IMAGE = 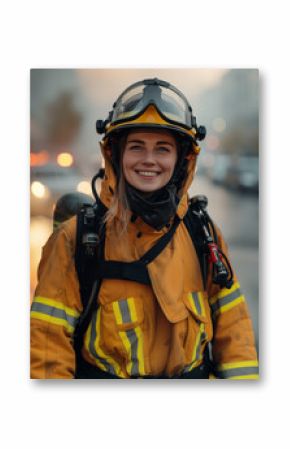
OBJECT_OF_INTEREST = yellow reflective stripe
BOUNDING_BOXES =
[209,282,240,306]
[84,322,107,373]
[85,308,124,377]
[218,360,259,371]
[112,301,123,325]
[209,282,245,317]
[94,308,124,377]
[198,292,206,317]
[219,295,245,314]
[134,326,145,376]
[216,360,259,379]
[30,311,74,333]
[188,293,198,316]
[185,323,205,372]
[188,292,206,318]
[119,327,145,377]
[188,293,196,315]
[33,296,80,318]
[127,297,137,322]
[228,374,259,380]
[113,297,145,377]
[119,331,133,375]
[31,296,79,334]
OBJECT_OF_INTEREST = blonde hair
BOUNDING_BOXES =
[103,134,131,236]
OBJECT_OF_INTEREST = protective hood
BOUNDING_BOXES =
[99,136,198,225]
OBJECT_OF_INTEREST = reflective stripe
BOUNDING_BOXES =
[210,282,241,304]
[113,298,145,377]
[32,296,79,317]
[114,297,138,324]
[218,360,259,370]
[30,297,79,334]
[192,292,202,315]
[210,282,245,317]
[86,308,124,377]
[228,374,259,380]
[127,297,138,321]
[118,299,131,323]
[188,292,205,317]
[184,323,206,373]
[217,361,259,379]
[119,329,139,376]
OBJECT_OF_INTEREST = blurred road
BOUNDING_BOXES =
[30,174,259,349]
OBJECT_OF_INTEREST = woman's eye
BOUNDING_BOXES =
[128,145,142,151]
[157,147,170,153]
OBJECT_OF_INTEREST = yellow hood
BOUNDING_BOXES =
[98,137,199,221]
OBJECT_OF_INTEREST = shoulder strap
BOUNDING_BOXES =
[185,196,234,290]
[75,201,107,310]
[183,208,209,290]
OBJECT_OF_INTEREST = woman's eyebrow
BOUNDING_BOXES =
[127,139,145,144]
[156,141,174,147]
[127,139,174,146]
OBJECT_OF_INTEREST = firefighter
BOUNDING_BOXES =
[31,78,259,379]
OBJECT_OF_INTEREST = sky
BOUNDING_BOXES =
[75,68,228,111]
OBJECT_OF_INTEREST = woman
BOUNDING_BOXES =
[30,78,259,379]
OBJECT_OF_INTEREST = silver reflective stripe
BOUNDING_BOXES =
[196,331,206,361]
[31,302,78,329]
[183,331,206,373]
[211,288,242,315]
[118,299,131,323]
[218,366,259,378]
[192,292,202,315]
[89,311,116,376]
[126,329,139,376]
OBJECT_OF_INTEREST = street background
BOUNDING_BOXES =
[30,68,259,347]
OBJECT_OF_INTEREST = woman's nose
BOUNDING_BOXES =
[142,150,155,164]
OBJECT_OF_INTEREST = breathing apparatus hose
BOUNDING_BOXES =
[91,168,105,202]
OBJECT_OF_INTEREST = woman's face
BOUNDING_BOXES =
[122,130,178,192]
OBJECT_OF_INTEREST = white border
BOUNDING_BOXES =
[1,1,288,447]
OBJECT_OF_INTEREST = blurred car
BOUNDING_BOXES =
[30,163,93,217]
[209,154,259,194]
[225,156,259,193]
[209,154,232,185]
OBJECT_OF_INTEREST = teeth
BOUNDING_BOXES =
[138,171,159,176]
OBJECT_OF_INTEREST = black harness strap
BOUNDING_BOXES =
[183,209,208,290]
[139,215,181,264]
[95,261,151,285]
[94,214,181,285]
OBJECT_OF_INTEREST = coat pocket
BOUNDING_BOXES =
[111,297,146,377]
[182,291,213,372]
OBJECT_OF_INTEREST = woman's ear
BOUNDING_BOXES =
[105,147,112,158]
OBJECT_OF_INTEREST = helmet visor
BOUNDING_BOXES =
[111,80,192,129]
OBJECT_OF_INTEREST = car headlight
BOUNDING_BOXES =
[31,181,50,199]
[77,180,92,196]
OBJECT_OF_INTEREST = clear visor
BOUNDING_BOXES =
[111,82,192,129]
